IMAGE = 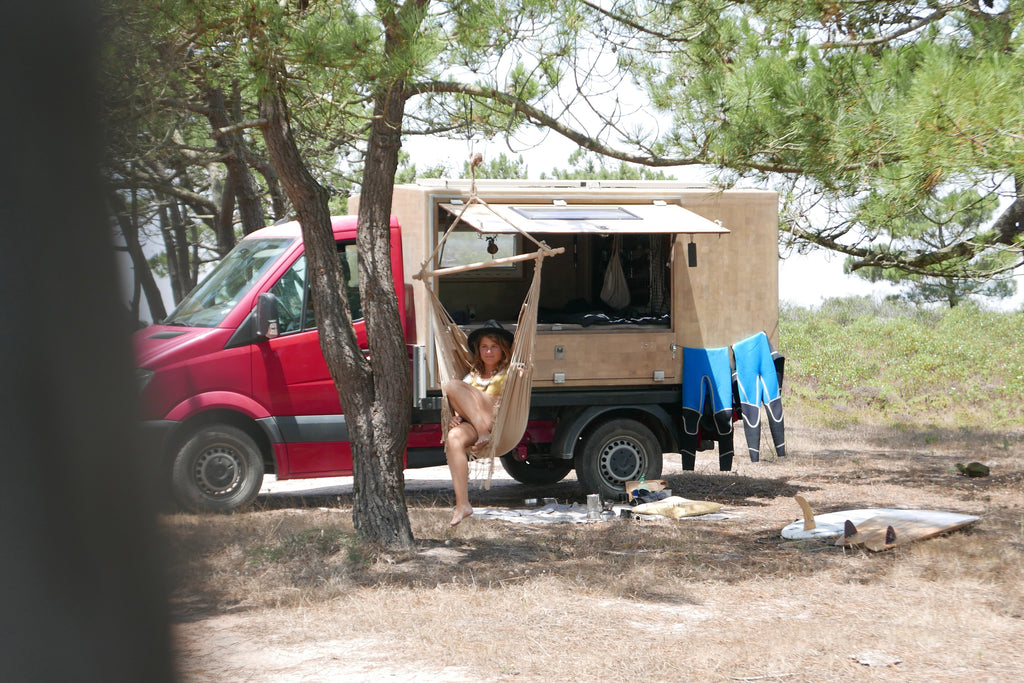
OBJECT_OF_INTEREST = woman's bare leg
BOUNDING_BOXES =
[445,421,476,526]
[444,379,496,448]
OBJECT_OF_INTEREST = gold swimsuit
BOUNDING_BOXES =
[463,368,507,397]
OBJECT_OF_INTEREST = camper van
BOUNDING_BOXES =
[133,180,780,512]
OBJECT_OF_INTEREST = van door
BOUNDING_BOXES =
[252,242,365,476]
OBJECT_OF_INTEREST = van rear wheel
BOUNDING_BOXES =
[172,425,264,513]
[575,419,662,500]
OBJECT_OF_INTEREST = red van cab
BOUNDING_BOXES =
[133,216,448,512]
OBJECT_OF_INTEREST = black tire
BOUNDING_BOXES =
[575,419,663,500]
[499,454,573,485]
[171,425,264,513]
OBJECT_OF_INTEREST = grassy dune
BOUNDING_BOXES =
[781,296,1024,431]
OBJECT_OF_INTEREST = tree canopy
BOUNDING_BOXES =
[607,0,1024,293]
[843,188,1017,307]
[105,0,1023,319]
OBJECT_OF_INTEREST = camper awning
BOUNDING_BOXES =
[439,202,730,235]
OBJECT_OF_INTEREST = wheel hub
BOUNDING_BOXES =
[598,438,644,485]
[194,446,242,496]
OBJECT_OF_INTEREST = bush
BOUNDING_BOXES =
[780,297,1024,429]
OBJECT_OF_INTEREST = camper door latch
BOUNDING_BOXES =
[670,343,679,359]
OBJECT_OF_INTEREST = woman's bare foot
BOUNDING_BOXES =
[450,505,474,527]
[470,433,491,452]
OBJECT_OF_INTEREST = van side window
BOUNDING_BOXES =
[269,255,307,334]
[340,244,362,320]
[301,242,362,330]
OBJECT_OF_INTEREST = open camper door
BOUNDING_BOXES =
[437,201,729,236]
[436,198,730,386]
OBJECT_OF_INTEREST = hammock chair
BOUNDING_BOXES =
[414,186,563,483]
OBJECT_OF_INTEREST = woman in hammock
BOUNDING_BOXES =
[443,320,514,527]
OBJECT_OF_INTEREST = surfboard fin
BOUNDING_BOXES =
[842,520,902,550]
[836,518,864,547]
[795,495,816,531]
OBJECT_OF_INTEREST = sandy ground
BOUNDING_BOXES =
[258,457,571,498]
[171,428,1024,682]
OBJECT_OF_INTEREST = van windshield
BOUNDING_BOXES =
[163,238,293,327]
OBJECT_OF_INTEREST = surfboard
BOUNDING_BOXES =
[838,513,979,551]
[781,496,979,549]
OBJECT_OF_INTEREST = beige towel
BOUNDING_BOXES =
[632,496,722,519]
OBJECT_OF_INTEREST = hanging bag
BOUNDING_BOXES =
[600,235,630,310]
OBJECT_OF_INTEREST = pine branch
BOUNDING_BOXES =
[819,8,949,50]
[210,118,268,139]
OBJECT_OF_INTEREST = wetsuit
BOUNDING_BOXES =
[680,346,735,471]
[732,332,786,462]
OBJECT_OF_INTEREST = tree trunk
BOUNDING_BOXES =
[351,81,414,548]
[990,177,1023,247]
[246,149,288,221]
[259,74,414,550]
[160,196,195,302]
[216,174,236,254]
[2,1,175,675]
[108,190,166,323]
[206,86,265,237]
[157,203,183,302]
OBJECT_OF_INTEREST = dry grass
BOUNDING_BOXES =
[167,417,1024,682]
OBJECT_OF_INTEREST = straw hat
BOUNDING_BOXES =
[467,319,514,353]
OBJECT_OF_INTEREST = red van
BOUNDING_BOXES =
[136,217,447,511]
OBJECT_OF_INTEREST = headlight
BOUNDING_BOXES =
[135,368,155,393]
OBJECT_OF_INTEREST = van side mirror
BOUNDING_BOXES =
[256,292,279,340]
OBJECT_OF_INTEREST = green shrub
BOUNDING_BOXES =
[780,298,1023,429]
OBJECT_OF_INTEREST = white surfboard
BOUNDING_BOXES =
[781,495,979,542]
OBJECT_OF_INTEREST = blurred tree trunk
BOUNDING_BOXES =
[1,1,174,677]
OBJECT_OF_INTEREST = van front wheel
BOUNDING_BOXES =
[171,425,264,513]
[575,419,662,500]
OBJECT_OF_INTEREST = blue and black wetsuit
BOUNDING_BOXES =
[732,331,785,462]
[680,346,735,472]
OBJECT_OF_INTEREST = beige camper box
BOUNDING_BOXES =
[382,179,778,389]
